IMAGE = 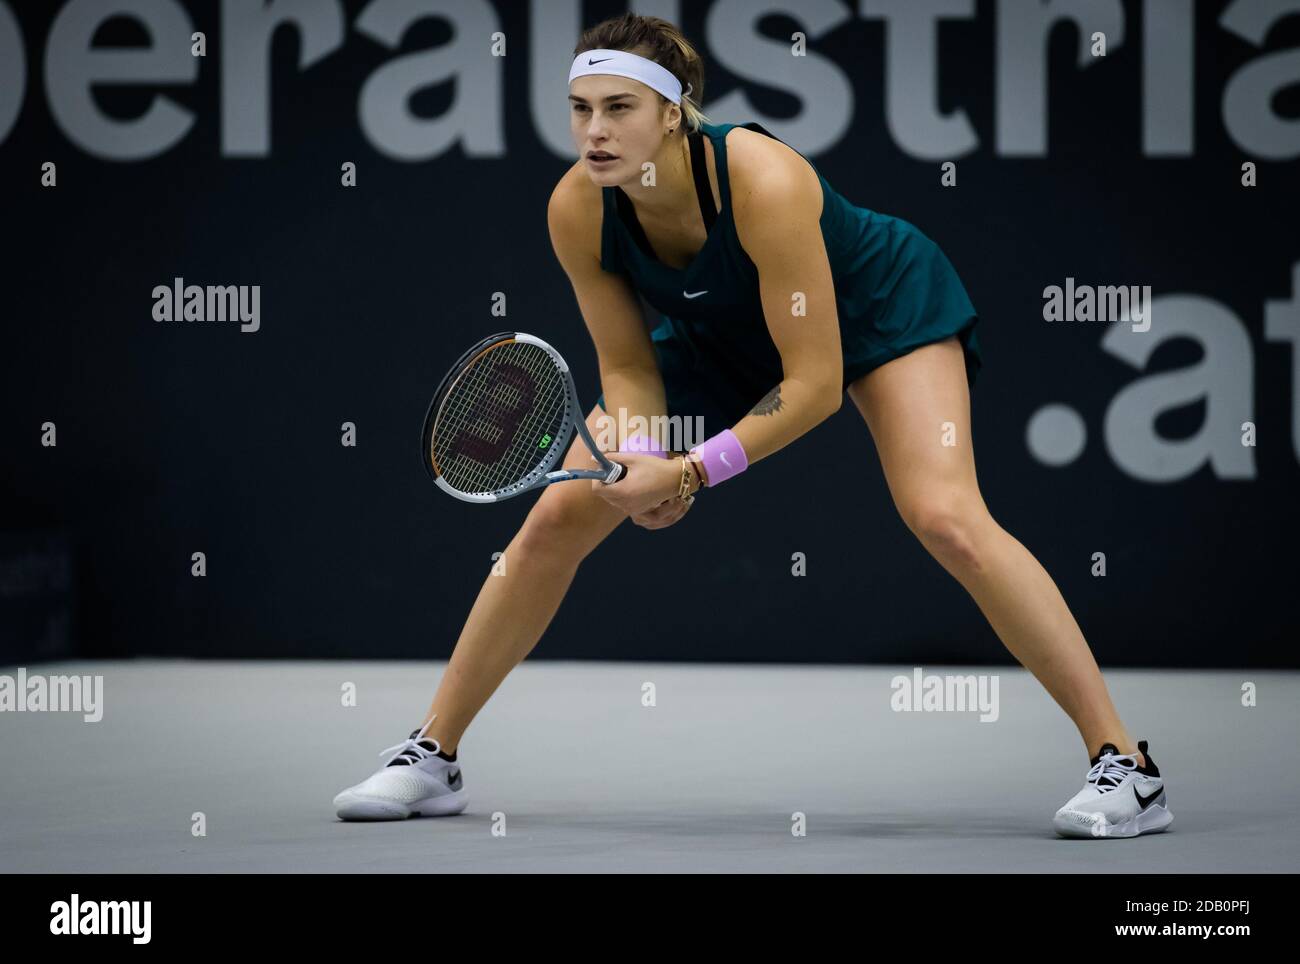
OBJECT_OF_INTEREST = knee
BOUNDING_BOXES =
[897,494,987,571]
[513,488,603,562]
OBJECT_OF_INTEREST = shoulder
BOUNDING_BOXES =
[547,160,606,266]
[723,125,824,233]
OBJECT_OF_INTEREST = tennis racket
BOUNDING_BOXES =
[421,331,626,503]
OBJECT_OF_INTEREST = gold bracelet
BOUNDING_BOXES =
[686,455,705,489]
[676,455,696,504]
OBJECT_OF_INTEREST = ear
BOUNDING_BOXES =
[662,99,682,133]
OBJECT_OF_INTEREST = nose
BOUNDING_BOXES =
[585,111,611,140]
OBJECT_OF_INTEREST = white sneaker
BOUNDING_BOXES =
[333,718,468,821]
[1053,739,1172,839]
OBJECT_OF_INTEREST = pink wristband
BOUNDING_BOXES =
[620,432,668,458]
[690,429,748,486]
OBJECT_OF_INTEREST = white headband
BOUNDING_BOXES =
[568,48,691,104]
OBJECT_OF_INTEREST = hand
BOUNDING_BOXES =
[630,493,694,530]
[590,451,690,518]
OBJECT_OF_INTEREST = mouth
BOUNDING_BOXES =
[587,150,618,162]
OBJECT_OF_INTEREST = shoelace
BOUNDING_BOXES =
[380,715,442,767]
[1086,749,1137,793]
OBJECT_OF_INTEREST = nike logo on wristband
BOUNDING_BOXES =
[720,452,732,468]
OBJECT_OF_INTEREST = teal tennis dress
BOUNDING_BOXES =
[594,121,982,430]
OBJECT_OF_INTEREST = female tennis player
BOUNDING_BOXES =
[334,13,1172,839]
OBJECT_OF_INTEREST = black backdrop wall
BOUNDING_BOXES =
[2,0,1296,666]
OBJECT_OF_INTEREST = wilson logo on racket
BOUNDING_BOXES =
[445,362,536,465]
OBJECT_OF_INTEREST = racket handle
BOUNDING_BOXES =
[605,460,627,484]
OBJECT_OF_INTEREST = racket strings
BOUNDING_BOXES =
[433,342,569,495]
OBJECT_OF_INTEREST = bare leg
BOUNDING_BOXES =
[848,337,1144,765]
[415,406,627,753]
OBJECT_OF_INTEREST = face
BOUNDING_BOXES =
[568,74,676,185]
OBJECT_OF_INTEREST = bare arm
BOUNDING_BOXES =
[700,136,843,481]
[547,170,668,450]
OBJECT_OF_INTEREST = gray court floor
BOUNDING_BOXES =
[1,659,1296,873]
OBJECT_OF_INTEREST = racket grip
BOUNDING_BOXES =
[605,460,627,484]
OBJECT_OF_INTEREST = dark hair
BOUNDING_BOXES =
[574,13,709,133]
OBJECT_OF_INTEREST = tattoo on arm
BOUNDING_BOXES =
[748,385,784,416]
